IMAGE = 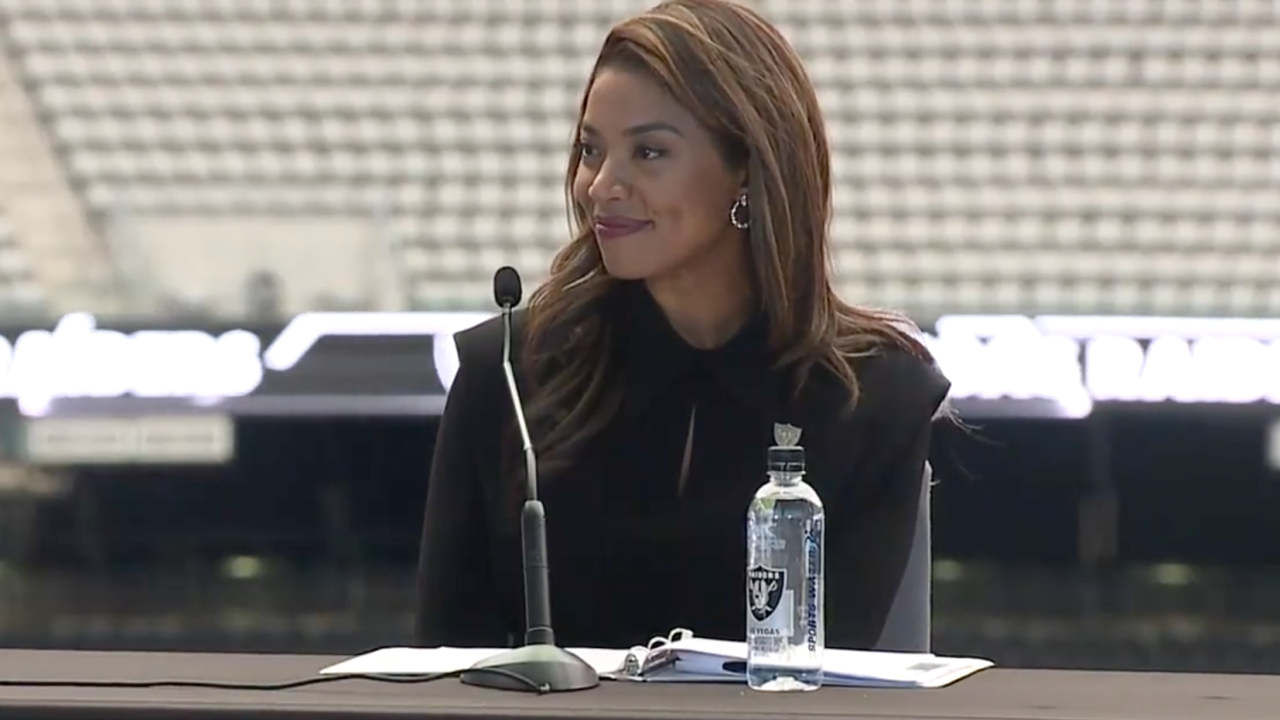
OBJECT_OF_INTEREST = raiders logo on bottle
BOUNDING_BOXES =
[773,422,802,447]
[748,565,786,622]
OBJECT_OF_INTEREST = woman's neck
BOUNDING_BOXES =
[645,272,754,350]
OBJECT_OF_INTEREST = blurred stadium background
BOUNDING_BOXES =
[0,0,1278,672]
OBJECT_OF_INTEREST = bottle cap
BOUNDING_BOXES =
[767,445,805,473]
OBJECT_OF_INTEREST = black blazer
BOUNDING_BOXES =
[414,282,951,650]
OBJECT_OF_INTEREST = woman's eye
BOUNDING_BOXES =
[637,146,664,160]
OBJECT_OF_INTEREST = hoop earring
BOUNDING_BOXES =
[729,193,750,230]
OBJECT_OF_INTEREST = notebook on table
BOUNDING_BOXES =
[319,628,994,689]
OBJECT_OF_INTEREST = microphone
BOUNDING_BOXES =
[459,266,600,694]
[493,265,522,308]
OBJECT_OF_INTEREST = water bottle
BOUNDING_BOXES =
[746,423,825,692]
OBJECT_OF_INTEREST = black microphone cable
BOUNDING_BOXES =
[0,666,548,692]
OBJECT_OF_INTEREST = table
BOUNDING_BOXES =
[0,650,1276,720]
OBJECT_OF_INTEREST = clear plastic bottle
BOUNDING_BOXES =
[746,430,825,692]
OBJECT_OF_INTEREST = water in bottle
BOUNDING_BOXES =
[746,423,825,692]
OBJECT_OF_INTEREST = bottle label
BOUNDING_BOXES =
[747,565,793,639]
[803,519,824,652]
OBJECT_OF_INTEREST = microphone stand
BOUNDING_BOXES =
[459,301,601,694]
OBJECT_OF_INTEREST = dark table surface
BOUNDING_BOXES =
[0,649,1276,720]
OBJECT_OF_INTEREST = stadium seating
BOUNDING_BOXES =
[0,0,1277,315]
[0,206,47,314]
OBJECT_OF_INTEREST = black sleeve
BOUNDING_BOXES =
[825,354,950,649]
[412,333,508,647]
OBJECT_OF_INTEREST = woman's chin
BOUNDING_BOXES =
[597,248,656,281]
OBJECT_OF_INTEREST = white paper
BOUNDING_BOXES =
[320,647,494,676]
[318,646,633,678]
[643,638,993,688]
[318,640,993,689]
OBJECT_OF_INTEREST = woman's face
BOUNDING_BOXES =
[573,67,745,282]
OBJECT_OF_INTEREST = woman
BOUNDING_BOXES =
[414,0,951,651]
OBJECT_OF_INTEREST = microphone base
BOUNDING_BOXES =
[460,644,601,694]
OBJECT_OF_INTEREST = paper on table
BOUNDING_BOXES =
[318,646,634,678]
[318,641,993,689]
[319,647,493,676]
[650,638,993,688]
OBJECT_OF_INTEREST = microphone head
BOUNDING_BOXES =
[493,266,523,308]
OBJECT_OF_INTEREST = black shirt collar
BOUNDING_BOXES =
[615,282,854,426]
[616,281,784,420]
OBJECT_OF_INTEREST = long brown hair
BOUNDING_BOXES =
[522,0,936,480]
